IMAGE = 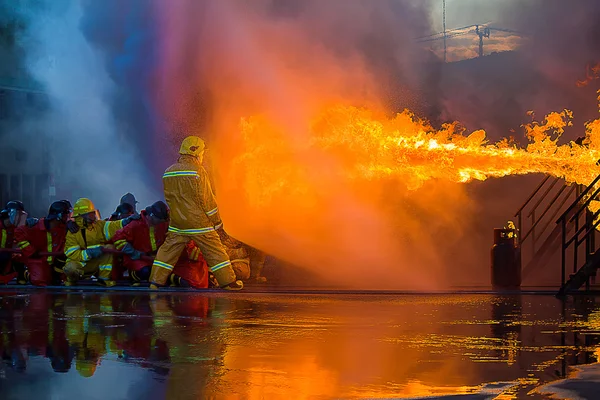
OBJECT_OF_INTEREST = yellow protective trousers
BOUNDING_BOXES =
[149,230,236,287]
[63,251,114,283]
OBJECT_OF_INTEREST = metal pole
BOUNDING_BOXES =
[443,0,447,63]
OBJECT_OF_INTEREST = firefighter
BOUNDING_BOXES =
[63,198,140,287]
[15,200,77,286]
[149,136,242,290]
[113,201,209,288]
[0,200,29,284]
[112,201,169,285]
[109,193,139,221]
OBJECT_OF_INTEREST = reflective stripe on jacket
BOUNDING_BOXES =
[65,220,123,263]
[162,155,222,233]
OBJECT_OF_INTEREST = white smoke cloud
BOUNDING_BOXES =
[19,1,158,216]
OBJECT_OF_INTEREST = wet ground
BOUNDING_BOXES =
[0,290,599,399]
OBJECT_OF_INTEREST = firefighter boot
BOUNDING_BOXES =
[222,280,244,291]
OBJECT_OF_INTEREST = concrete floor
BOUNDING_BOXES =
[0,290,599,399]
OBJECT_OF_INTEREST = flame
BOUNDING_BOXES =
[576,62,600,87]
[234,104,600,207]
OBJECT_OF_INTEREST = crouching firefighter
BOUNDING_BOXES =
[0,201,31,284]
[149,136,242,290]
[64,198,140,287]
[112,201,169,286]
[15,200,77,286]
[113,201,209,288]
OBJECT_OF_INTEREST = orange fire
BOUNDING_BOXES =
[576,63,600,87]
[234,104,600,207]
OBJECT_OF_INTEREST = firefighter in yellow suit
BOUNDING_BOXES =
[149,136,243,290]
[64,198,140,287]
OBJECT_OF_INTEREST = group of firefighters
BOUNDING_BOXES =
[0,136,263,290]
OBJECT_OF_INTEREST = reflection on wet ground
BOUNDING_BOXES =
[0,292,599,399]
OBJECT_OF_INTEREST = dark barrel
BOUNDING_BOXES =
[491,228,521,290]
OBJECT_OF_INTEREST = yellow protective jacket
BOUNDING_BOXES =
[163,155,222,234]
[65,220,123,262]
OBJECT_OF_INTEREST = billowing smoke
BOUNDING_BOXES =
[13,1,160,215]
[5,0,596,289]
[153,0,493,290]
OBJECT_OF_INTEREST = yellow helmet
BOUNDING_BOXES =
[179,136,205,157]
[73,198,97,217]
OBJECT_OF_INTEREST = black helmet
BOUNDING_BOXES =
[0,200,26,223]
[145,201,169,221]
[5,200,25,212]
[47,200,73,221]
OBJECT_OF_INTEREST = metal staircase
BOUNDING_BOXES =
[514,173,600,295]
[556,174,600,296]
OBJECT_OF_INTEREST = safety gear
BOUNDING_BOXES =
[218,227,243,249]
[112,211,208,288]
[85,246,104,259]
[47,200,73,222]
[25,217,39,228]
[223,280,244,290]
[0,200,26,227]
[130,266,151,286]
[154,153,237,287]
[145,201,169,222]
[0,219,18,284]
[122,213,141,227]
[150,230,232,288]
[64,215,124,285]
[121,243,143,260]
[15,218,68,286]
[96,279,116,287]
[169,274,191,287]
[179,136,205,157]
[169,241,209,288]
[72,198,97,217]
[4,200,25,212]
[66,220,79,234]
[112,210,167,273]
[120,192,138,209]
[110,203,135,221]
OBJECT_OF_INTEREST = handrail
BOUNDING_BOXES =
[527,178,559,217]
[576,216,600,247]
[521,182,568,242]
[568,184,600,223]
[559,172,600,292]
[514,175,551,217]
[557,174,600,223]
[534,185,574,241]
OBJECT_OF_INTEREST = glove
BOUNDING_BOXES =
[66,220,79,234]
[216,225,229,241]
[217,227,242,249]
[52,254,67,269]
[121,243,143,260]
[26,218,39,228]
[122,213,141,227]
[85,246,104,259]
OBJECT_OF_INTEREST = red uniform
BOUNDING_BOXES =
[112,211,208,288]
[113,211,168,272]
[0,220,17,284]
[15,219,67,286]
